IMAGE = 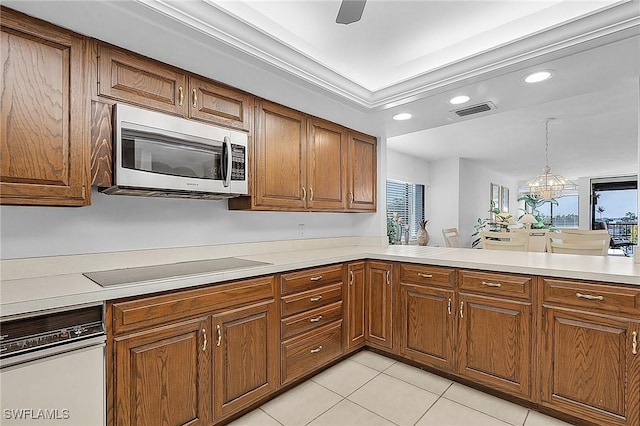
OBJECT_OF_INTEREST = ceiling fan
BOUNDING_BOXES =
[336,0,367,24]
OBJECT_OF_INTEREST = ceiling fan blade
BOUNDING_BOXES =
[336,0,367,25]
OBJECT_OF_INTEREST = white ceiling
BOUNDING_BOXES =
[5,0,639,183]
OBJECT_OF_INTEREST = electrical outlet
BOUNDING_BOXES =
[298,224,305,237]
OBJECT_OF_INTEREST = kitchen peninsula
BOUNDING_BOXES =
[2,239,639,426]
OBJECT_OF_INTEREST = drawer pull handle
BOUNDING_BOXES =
[460,301,464,319]
[192,88,198,108]
[418,273,433,278]
[632,331,638,355]
[386,271,391,285]
[310,296,323,302]
[576,292,604,301]
[216,324,222,347]
[349,270,354,285]
[310,316,323,323]
[178,86,184,106]
[302,187,307,201]
[447,298,452,315]
[202,328,207,352]
[309,187,314,202]
[310,276,323,281]
[481,281,502,288]
[310,346,323,354]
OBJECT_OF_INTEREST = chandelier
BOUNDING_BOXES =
[528,119,577,200]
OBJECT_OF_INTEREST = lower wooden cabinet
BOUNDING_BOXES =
[346,261,366,350]
[540,306,640,426]
[365,261,393,349]
[212,300,278,419]
[457,292,533,398]
[109,276,278,426]
[398,283,455,370]
[114,317,212,426]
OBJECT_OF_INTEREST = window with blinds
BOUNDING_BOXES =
[386,179,425,239]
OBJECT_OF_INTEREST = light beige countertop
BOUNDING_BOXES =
[2,238,639,318]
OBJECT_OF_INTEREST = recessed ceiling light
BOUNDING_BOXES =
[524,70,553,83]
[393,113,412,121]
[449,95,470,105]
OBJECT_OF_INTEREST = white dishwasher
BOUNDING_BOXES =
[0,304,106,426]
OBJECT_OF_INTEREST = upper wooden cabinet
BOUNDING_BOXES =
[1,8,90,206]
[307,117,347,210]
[347,131,377,211]
[95,42,252,132]
[251,100,307,210]
[230,100,376,212]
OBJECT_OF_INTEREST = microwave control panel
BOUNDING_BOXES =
[231,144,246,181]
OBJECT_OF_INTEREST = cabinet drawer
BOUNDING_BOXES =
[281,321,343,385]
[281,265,343,295]
[400,264,455,288]
[459,270,531,300]
[281,302,343,340]
[542,278,640,315]
[281,283,342,317]
[111,276,275,335]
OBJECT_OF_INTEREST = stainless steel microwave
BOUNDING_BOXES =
[100,104,248,200]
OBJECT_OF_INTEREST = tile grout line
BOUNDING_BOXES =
[439,394,524,426]
[258,407,285,426]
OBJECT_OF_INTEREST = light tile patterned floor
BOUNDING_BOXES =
[229,350,574,426]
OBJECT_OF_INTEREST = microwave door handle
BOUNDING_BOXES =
[223,136,232,188]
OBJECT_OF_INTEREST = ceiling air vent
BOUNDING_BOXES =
[452,101,496,117]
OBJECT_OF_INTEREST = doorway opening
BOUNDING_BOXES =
[591,177,637,256]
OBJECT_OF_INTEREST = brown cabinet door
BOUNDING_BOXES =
[365,261,393,349]
[114,317,212,426]
[347,131,376,211]
[1,9,89,205]
[189,76,253,131]
[457,293,532,399]
[347,261,366,349]
[213,300,278,419]
[96,43,187,115]
[307,118,347,210]
[254,100,307,209]
[399,283,455,371]
[541,307,640,426]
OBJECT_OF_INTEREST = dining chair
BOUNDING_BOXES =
[546,230,610,256]
[511,228,548,252]
[442,228,461,248]
[480,231,528,251]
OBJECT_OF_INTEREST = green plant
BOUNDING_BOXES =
[471,201,508,248]
[517,194,557,228]
[386,215,397,244]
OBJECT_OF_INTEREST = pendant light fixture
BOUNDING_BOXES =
[527,118,577,200]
